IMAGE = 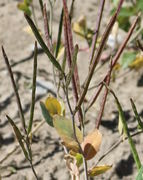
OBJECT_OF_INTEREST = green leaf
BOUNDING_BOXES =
[55,9,64,58]
[137,0,143,12]
[6,115,29,160]
[24,14,63,73]
[88,165,112,177]
[17,3,31,16]
[130,99,143,130]
[75,153,83,167]
[53,115,83,152]
[40,102,54,127]
[66,44,79,87]
[120,52,137,69]
[136,165,143,180]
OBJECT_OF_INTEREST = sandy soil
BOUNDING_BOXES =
[0,0,143,180]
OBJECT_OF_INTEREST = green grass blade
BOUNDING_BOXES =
[130,98,143,130]
[136,165,143,180]
[6,115,29,160]
[38,0,44,16]
[28,42,38,134]
[55,9,63,58]
[24,14,63,73]
[110,90,141,170]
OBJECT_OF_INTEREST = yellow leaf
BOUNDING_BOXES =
[88,165,112,177]
[73,22,85,38]
[129,54,143,70]
[45,96,63,117]
[72,15,86,38]
[113,63,121,71]
[81,129,102,160]
[57,46,65,61]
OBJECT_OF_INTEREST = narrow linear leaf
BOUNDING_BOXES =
[55,9,64,58]
[130,99,143,130]
[40,102,53,127]
[39,0,44,16]
[6,115,29,160]
[88,165,112,177]
[66,44,79,87]
[53,115,83,152]
[110,89,141,170]
[24,14,63,73]
[136,165,143,180]
[28,41,37,134]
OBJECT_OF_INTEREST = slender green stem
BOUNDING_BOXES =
[30,161,39,180]
[130,98,143,130]
[28,42,38,134]
[106,85,141,170]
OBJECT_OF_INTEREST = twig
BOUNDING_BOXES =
[89,0,105,66]
[111,14,140,68]
[96,69,111,129]
[85,14,140,114]
[96,130,143,165]
[0,145,19,164]
[63,0,83,126]
[74,0,124,115]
